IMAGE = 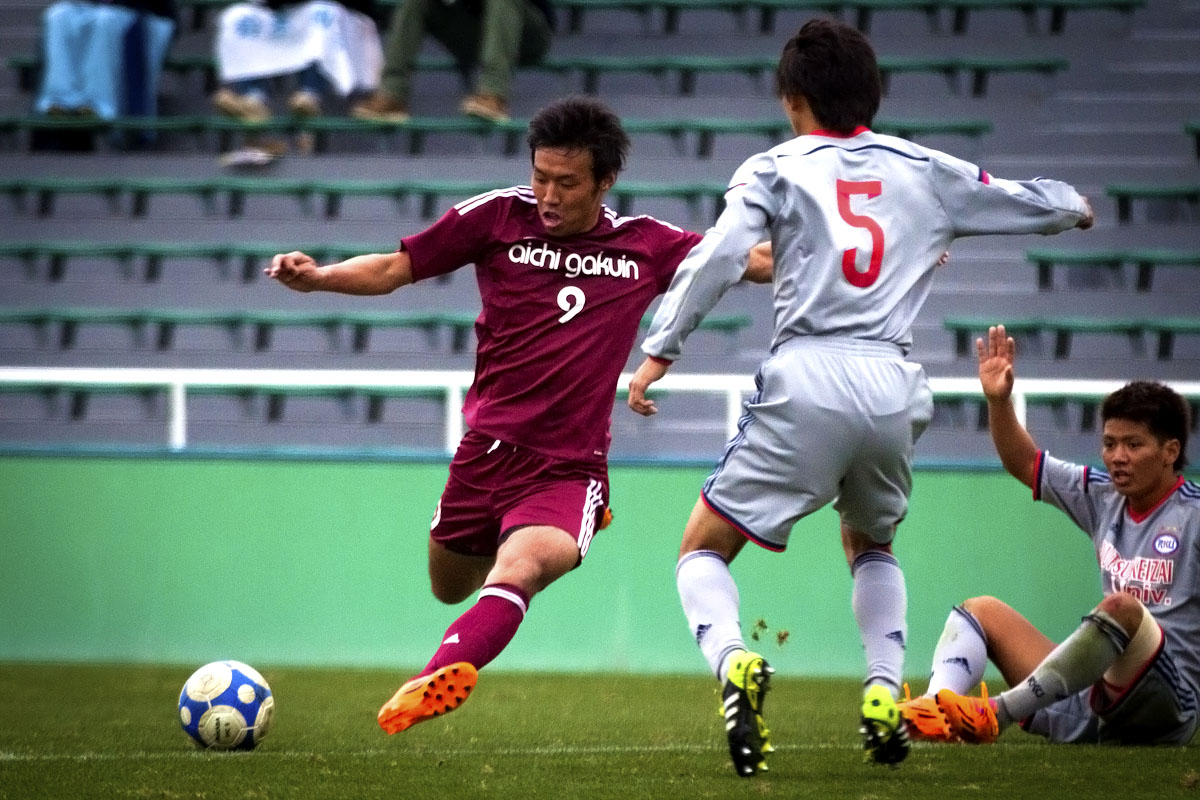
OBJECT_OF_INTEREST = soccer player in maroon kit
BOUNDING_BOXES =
[267,96,770,733]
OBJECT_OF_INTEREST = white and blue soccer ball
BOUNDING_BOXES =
[178,660,274,750]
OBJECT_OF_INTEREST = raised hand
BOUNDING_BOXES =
[976,324,1016,401]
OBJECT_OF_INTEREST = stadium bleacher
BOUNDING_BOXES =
[1,0,1198,462]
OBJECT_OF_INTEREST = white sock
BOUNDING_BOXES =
[677,550,745,679]
[925,605,989,695]
[995,610,1126,725]
[851,551,906,694]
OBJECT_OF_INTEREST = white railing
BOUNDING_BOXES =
[1,367,1198,453]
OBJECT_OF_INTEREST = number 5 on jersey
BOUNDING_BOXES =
[837,179,885,288]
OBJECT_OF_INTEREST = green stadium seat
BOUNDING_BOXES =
[0,308,752,355]
[930,0,1143,34]
[1149,317,1200,360]
[0,177,126,216]
[0,174,833,223]
[0,242,391,283]
[0,113,992,158]
[943,316,1198,360]
[7,52,1069,101]
[520,0,1143,35]
[1025,248,1200,291]
[1105,183,1200,223]
[609,181,728,221]
[160,0,1144,35]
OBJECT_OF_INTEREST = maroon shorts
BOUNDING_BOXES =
[430,430,609,560]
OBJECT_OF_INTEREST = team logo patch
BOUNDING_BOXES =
[1153,532,1179,555]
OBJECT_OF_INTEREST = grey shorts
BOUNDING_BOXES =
[1023,644,1198,745]
[701,337,933,550]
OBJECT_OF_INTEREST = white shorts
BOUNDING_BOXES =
[701,337,933,550]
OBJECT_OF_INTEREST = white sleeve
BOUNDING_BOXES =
[641,154,775,362]
[1037,452,1105,541]
[930,154,1089,238]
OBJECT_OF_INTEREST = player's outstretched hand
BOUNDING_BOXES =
[627,357,670,416]
[267,251,321,292]
[976,324,1016,401]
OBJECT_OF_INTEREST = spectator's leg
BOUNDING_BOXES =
[380,0,447,103]
[36,1,91,113]
[297,65,328,96]
[78,4,137,119]
[228,78,270,104]
[473,0,551,102]
[139,14,176,117]
[291,66,327,115]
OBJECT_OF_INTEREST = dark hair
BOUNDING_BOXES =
[1101,381,1191,472]
[527,96,630,185]
[775,18,881,134]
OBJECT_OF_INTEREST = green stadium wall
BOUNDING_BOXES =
[0,455,1103,679]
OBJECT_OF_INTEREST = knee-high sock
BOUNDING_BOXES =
[419,583,529,678]
[851,551,907,694]
[995,610,1126,726]
[677,550,745,679]
[925,605,989,695]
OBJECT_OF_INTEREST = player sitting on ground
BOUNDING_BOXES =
[900,325,1199,746]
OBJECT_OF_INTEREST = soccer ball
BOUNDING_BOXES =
[178,660,274,750]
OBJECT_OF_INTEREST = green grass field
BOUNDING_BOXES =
[1,664,1196,800]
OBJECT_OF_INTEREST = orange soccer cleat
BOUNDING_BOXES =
[898,684,956,743]
[377,662,478,734]
[935,683,1000,744]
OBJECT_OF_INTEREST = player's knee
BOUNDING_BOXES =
[1095,592,1144,634]
[839,524,892,568]
[960,595,1007,622]
[430,579,475,605]
[679,500,744,561]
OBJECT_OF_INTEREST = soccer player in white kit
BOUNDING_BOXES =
[626,19,1094,774]
[899,325,1198,747]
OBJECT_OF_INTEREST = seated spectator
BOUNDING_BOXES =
[214,0,383,121]
[35,0,177,120]
[351,0,554,124]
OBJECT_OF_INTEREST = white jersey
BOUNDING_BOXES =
[1038,452,1200,702]
[642,127,1090,361]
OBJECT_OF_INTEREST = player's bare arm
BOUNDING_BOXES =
[627,357,670,417]
[977,324,1038,487]
[267,250,414,295]
[742,243,773,283]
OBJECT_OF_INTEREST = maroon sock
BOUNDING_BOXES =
[419,583,530,677]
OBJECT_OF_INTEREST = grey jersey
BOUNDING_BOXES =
[642,128,1090,361]
[1038,452,1200,700]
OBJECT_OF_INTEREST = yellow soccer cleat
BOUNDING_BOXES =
[898,683,956,743]
[722,650,774,777]
[860,684,910,765]
[377,662,478,735]
[935,682,1000,744]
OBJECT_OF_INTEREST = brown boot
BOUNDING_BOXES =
[212,87,270,123]
[460,93,509,123]
[351,90,410,122]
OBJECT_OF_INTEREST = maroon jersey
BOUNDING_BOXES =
[402,186,703,462]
